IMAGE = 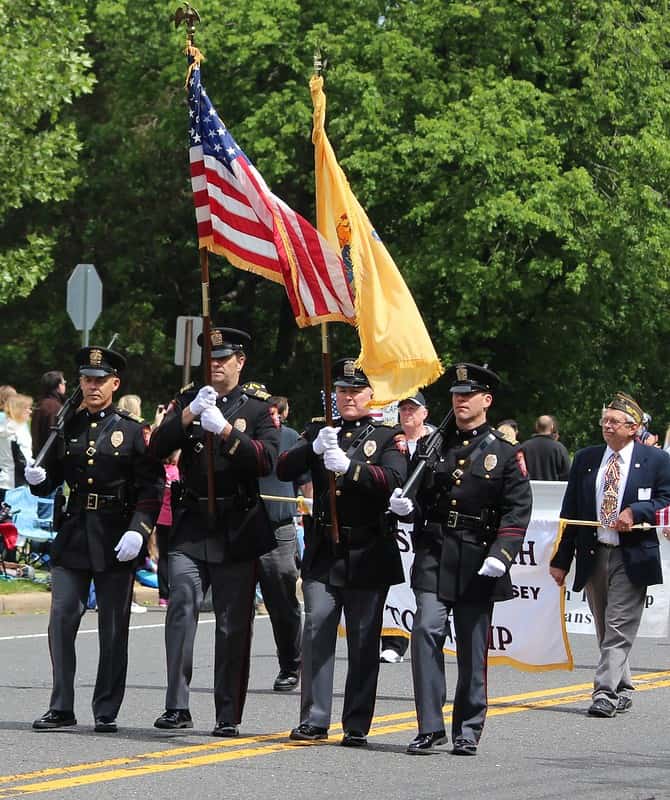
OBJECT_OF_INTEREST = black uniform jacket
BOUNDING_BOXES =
[32,405,164,572]
[411,424,532,603]
[551,442,670,590]
[150,384,279,563]
[277,416,407,589]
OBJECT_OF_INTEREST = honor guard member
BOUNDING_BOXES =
[390,363,532,756]
[150,326,279,737]
[277,358,407,748]
[25,346,164,733]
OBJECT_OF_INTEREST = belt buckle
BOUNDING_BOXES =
[446,510,458,528]
[86,493,99,511]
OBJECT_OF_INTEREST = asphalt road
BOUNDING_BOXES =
[1,608,668,800]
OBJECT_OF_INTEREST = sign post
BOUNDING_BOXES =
[174,315,203,385]
[66,264,103,345]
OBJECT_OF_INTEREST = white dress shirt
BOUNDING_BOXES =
[595,440,635,546]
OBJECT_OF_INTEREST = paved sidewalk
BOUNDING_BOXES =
[0,583,159,615]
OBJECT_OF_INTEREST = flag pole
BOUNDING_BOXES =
[314,48,339,546]
[174,3,217,528]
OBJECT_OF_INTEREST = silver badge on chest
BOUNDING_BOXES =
[110,431,124,448]
[484,454,497,471]
[363,440,377,458]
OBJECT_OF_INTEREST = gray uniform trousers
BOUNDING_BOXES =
[257,522,302,673]
[300,578,387,733]
[411,590,493,744]
[165,551,256,724]
[48,565,134,718]
[585,545,646,703]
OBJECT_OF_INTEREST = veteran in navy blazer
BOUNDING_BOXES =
[550,392,670,718]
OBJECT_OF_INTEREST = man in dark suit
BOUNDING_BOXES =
[550,391,670,717]
[521,414,571,481]
[390,363,532,756]
[150,327,279,737]
[277,358,407,748]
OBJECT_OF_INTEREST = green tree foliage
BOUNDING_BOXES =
[0,0,93,303]
[1,1,670,448]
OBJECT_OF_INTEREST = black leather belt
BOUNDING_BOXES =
[428,510,487,530]
[68,492,123,512]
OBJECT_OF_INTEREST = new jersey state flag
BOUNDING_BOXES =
[310,75,443,405]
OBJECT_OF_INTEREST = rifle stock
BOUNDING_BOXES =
[33,386,84,469]
[400,409,455,500]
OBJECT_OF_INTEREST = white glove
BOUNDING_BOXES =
[312,426,341,455]
[200,406,226,435]
[24,465,47,486]
[477,556,506,578]
[114,530,144,562]
[323,447,351,474]
[389,487,414,516]
[189,385,217,416]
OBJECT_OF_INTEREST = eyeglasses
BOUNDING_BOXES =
[599,416,633,430]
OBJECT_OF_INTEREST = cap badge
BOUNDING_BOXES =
[484,454,498,471]
[110,430,124,448]
[456,365,468,381]
[363,440,377,457]
[89,349,103,367]
[234,418,247,432]
[343,360,356,378]
[211,330,223,346]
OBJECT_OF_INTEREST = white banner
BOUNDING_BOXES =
[381,481,670,671]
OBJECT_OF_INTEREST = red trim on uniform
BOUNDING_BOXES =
[497,527,525,537]
[367,464,388,492]
[251,439,271,474]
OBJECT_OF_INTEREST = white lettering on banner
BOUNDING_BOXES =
[377,481,670,670]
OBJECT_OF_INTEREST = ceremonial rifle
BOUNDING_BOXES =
[399,409,456,500]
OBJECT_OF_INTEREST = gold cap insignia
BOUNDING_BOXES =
[234,418,247,432]
[456,365,468,381]
[211,330,224,346]
[343,360,356,378]
[110,430,124,448]
[363,440,377,458]
[89,349,103,367]
[484,454,498,471]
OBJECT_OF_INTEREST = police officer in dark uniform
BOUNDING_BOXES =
[150,327,279,737]
[25,346,164,733]
[278,358,407,747]
[390,363,532,756]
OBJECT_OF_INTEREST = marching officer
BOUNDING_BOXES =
[25,346,164,733]
[150,326,279,737]
[390,363,532,756]
[277,358,407,748]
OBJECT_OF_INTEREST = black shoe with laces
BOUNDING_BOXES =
[452,737,477,755]
[273,670,299,692]
[289,723,328,741]
[212,722,239,737]
[94,717,118,733]
[341,730,368,747]
[33,709,77,730]
[154,709,193,729]
[406,730,447,755]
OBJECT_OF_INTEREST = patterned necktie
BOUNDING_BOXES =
[599,452,621,527]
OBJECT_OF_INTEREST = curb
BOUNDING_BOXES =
[0,584,159,615]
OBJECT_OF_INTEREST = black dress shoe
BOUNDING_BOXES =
[616,695,632,713]
[212,722,239,737]
[406,730,447,755]
[273,670,299,692]
[289,723,328,741]
[154,709,193,729]
[587,698,616,718]
[452,737,477,756]
[94,717,118,733]
[341,730,368,748]
[33,710,77,730]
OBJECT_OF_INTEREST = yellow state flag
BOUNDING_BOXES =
[310,75,443,406]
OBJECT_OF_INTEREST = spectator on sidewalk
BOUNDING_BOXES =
[31,371,67,457]
[521,415,571,481]
[0,393,34,491]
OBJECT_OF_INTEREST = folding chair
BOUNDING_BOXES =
[3,486,55,568]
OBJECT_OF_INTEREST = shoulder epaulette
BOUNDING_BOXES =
[310,416,326,423]
[116,408,144,424]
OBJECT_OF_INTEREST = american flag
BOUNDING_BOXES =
[655,506,670,527]
[187,55,355,328]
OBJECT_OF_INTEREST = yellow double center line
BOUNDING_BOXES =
[2,670,669,797]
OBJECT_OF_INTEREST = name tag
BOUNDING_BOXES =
[638,487,651,500]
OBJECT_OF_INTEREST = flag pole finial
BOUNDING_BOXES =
[313,47,324,77]
[173,3,201,46]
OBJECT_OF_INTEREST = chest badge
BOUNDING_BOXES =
[110,430,124,448]
[234,418,247,432]
[484,454,498,471]
[363,440,377,457]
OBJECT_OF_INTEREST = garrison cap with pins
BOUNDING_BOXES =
[605,391,643,425]
[76,346,126,377]
[332,358,370,388]
[197,326,251,358]
[446,363,500,395]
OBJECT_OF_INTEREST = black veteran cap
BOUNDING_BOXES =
[76,346,126,377]
[241,381,271,400]
[606,391,643,424]
[332,358,370,388]
[399,391,427,408]
[197,326,251,358]
[446,363,500,395]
